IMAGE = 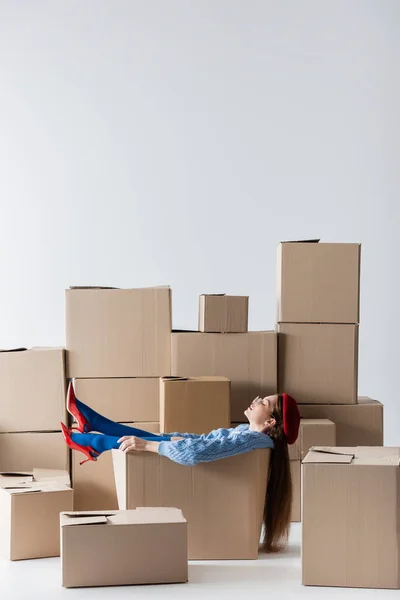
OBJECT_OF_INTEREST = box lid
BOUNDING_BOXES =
[0,469,71,495]
[61,508,187,528]
[280,239,320,244]
[303,446,400,466]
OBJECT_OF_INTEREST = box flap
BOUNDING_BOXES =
[33,468,71,486]
[303,447,355,464]
[69,286,118,290]
[161,376,190,381]
[3,486,44,495]
[201,293,226,297]
[63,515,109,526]
[0,473,33,488]
[281,239,320,244]
[0,348,28,353]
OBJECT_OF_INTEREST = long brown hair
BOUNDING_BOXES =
[261,394,292,552]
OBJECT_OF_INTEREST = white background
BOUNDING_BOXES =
[0,1,399,444]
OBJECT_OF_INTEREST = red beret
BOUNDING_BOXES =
[281,393,300,445]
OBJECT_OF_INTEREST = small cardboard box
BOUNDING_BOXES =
[74,378,159,424]
[72,423,160,511]
[278,323,358,404]
[302,446,400,589]
[66,286,172,378]
[299,397,383,446]
[0,432,69,472]
[277,240,361,324]
[61,508,188,588]
[199,294,248,333]
[113,448,270,560]
[0,348,66,432]
[160,376,230,434]
[0,469,73,560]
[172,331,277,422]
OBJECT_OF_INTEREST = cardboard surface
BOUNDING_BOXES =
[298,398,383,446]
[72,422,159,511]
[288,419,336,461]
[172,331,277,422]
[199,295,248,332]
[66,287,172,377]
[113,448,270,560]
[0,432,69,472]
[278,323,358,404]
[277,241,361,323]
[61,508,188,588]
[290,460,301,522]
[302,446,400,589]
[160,376,230,434]
[0,470,73,560]
[0,348,66,432]
[74,378,159,424]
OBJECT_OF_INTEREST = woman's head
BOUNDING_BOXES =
[244,394,280,433]
[245,393,300,445]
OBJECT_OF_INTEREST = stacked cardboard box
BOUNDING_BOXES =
[0,348,68,472]
[66,286,172,510]
[172,295,277,421]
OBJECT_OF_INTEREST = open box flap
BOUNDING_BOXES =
[303,447,355,464]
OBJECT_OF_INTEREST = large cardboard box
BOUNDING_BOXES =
[0,432,69,472]
[66,287,172,378]
[0,469,73,560]
[74,378,159,424]
[172,331,277,422]
[278,323,358,404]
[288,418,336,461]
[299,397,383,446]
[199,294,248,333]
[302,446,400,589]
[113,448,270,560]
[160,376,230,434]
[0,348,66,432]
[72,422,160,511]
[61,508,188,588]
[290,460,301,522]
[277,241,361,324]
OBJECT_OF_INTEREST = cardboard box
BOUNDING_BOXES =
[74,378,159,424]
[160,376,230,434]
[302,446,400,589]
[288,418,336,461]
[0,348,66,432]
[0,469,73,560]
[299,397,383,446]
[0,432,69,472]
[277,241,361,323]
[72,422,160,511]
[290,460,301,522]
[199,294,248,333]
[278,323,358,404]
[61,508,188,588]
[172,331,277,422]
[66,287,172,378]
[113,448,270,560]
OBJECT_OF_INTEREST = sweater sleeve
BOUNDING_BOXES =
[158,433,274,467]
[166,428,235,440]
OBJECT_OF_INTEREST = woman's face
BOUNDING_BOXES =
[244,394,279,427]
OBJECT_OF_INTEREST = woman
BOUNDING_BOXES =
[61,383,300,552]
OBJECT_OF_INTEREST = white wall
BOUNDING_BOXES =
[0,1,399,443]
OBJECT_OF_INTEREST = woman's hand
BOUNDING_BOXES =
[118,436,161,454]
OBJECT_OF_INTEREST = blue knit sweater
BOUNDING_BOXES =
[158,424,274,466]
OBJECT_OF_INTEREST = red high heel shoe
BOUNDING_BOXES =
[66,381,91,433]
[61,423,99,465]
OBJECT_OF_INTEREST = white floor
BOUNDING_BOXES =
[0,524,395,599]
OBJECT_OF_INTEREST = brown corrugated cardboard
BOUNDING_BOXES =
[278,323,358,404]
[0,469,73,560]
[160,376,230,434]
[0,348,66,432]
[74,378,159,424]
[72,422,159,511]
[277,241,361,323]
[66,287,172,378]
[299,397,383,445]
[172,331,277,422]
[288,418,336,461]
[113,448,270,560]
[61,508,188,588]
[199,294,248,332]
[290,460,300,522]
[302,446,400,589]
[0,432,69,472]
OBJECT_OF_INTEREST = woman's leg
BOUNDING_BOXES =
[70,431,171,456]
[72,397,170,440]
